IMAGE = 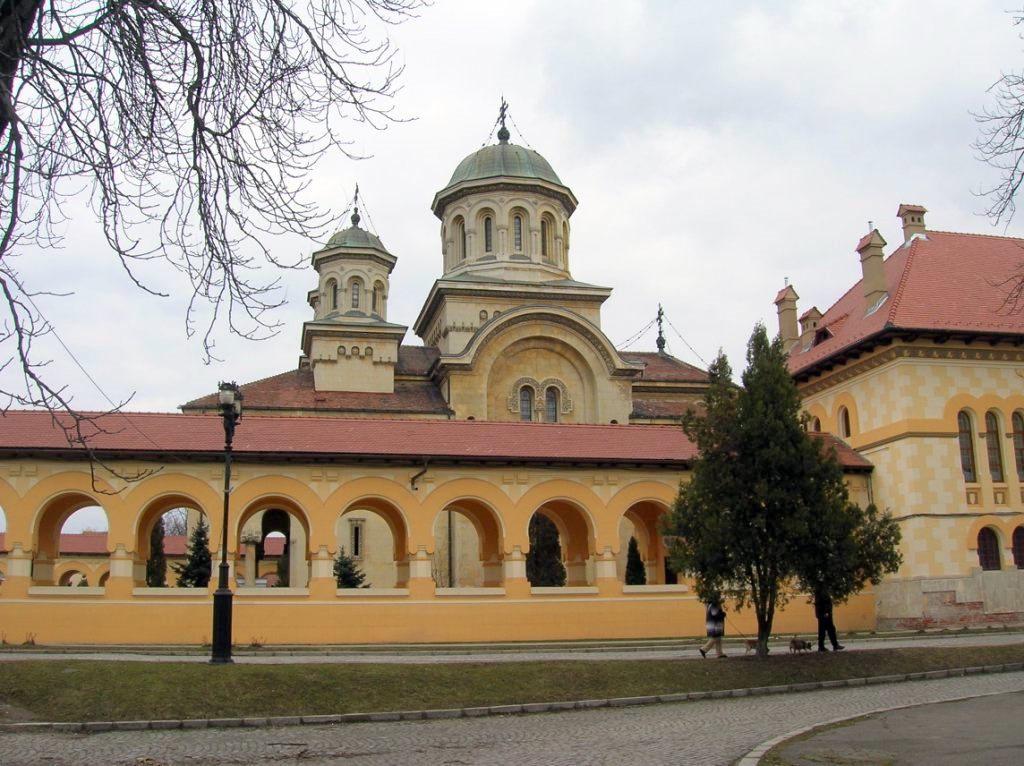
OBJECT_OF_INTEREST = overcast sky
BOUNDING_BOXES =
[5,1,1024,532]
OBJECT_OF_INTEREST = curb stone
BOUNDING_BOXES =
[0,662,1021,735]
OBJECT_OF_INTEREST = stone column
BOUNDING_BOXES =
[308,545,336,598]
[502,545,530,597]
[0,544,33,597]
[406,546,436,598]
[594,546,622,596]
[104,544,136,598]
[243,542,258,585]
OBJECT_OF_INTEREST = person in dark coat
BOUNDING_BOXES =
[814,589,844,652]
[699,595,727,658]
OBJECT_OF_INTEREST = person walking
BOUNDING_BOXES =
[814,588,844,652]
[699,595,726,658]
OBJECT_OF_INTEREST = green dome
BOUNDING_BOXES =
[324,211,389,253]
[446,141,562,188]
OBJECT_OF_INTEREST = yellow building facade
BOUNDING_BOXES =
[778,206,1024,629]
[0,120,877,645]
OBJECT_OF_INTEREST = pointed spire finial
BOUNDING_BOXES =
[351,184,361,227]
[656,304,666,354]
[497,97,510,144]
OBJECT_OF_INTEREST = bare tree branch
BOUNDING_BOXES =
[0,0,426,461]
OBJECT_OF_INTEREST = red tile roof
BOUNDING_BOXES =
[620,352,709,383]
[0,410,700,465]
[788,230,1024,376]
[0,410,871,471]
[182,367,450,416]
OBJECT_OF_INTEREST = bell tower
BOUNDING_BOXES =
[301,189,407,393]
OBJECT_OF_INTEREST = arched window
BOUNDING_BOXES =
[1013,526,1024,569]
[985,411,1005,483]
[1012,413,1024,482]
[513,215,523,252]
[545,387,559,423]
[541,218,550,259]
[811,416,821,432]
[838,406,851,438]
[519,387,533,422]
[977,527,1001,571]
[372,282,383,315]
[350,280,361,310]
[327,279,338,311]
[459,219,467,261]
[959,411,977,483]
[483,216,493,253]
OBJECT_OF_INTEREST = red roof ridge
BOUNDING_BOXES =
[885,235,919,321]
[926,228,1024,242]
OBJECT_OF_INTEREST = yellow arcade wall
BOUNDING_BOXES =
[0,456,877,645]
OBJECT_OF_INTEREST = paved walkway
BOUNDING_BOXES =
[0,629,1019,664]
[1,671,1022,765]
[0,631,1021,765]
[756,689,1024,766]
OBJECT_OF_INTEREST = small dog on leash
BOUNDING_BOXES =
[743,638,766,655]
[789,636,812,653]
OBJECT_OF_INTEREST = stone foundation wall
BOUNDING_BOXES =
[877,569,1024,631]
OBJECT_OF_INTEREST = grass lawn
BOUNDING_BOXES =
[0,643,1021,723]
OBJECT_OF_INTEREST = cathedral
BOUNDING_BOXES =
[0,113,892,645]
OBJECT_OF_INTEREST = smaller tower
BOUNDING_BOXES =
[302,190,407,393]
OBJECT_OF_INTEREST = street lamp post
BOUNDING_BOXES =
[211,381,242,664]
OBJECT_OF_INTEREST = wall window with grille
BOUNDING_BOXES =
[1013,412,1024,482]
[483,216,493,253]
[348,519,365,560]
[519,387,533,422]
[985,411,1005,482]
[838,406,851,438]
[327,279,338,311]
[958,410,977,483]
[977,527,1001,571]
[372,283,383,315]
[541,218,550,259]
[545,387,559,423]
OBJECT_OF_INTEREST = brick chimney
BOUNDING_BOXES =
[857,228,888,312]
[897,204,927,244]
[774,284,799,350]
[799,306,822,348]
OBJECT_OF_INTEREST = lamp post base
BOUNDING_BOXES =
[211,562,234,664]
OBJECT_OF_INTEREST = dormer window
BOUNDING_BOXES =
[813,327,833,346]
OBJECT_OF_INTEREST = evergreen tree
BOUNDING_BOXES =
[146,518,167,587]
[663,324,900,657]
[625,536,647,585]
[172,519,211,588]
[334,547,369,588]
[526,514,566,586]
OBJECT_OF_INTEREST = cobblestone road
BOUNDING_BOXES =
[1,670,1022,766]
